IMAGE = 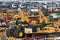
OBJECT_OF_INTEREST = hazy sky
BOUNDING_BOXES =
[0,0,59,2]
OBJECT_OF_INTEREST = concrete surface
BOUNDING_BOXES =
[0,30,60,40]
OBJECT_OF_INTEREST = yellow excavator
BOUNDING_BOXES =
[6,8,60,38]
[26,9,56,33]
[13,10,29,22]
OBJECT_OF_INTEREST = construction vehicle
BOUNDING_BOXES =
[13,10,29,22]
[6,8,60,38]
[0,8,19,33]
[0,12,8,32]
[0,9,18,32]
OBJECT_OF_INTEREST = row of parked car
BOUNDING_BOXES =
[0,1,60,12]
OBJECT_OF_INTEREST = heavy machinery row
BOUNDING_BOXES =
[0,2,60,40]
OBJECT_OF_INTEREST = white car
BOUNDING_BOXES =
[0,22,6,26]
[12,4,17,8]
[50,13,60,18]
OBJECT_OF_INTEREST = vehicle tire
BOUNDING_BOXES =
[6,29,12,37]
[13,29,25,38]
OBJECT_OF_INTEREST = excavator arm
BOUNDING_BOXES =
[18,10,29,22]
[38,10,60,25]
[13,10,29,22]
[38,10,49,23]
